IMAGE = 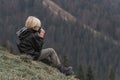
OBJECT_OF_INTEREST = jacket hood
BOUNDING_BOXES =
[16,27,37,40]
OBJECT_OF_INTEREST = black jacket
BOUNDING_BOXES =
[16,27,44,60]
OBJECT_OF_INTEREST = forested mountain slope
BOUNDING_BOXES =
[53,0,120,41]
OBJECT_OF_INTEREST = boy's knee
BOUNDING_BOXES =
[48,48,56,54]
[48,48,55,52]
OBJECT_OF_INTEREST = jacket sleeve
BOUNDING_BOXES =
[32,33,44,52]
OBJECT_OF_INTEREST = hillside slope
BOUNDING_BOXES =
[0,47,77,80]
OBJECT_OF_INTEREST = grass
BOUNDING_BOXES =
[0,47,77,80]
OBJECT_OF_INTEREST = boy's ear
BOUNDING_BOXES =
[32,27,35,30]
[38,27,41,33]
[33,26,38,31]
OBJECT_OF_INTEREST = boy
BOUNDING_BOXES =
[16,16,74,75]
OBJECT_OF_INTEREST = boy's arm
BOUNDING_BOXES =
[33,28,45,51]
[33,33,44,51]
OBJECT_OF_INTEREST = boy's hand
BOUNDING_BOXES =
[38,28,45,38]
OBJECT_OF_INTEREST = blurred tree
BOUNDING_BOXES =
[86,64,95,80]
[62,54,69,67]
[1,38,7,48]
[77,64,85,80]
[109,66,115,80]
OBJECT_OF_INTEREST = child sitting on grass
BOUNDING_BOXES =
[16,16,74,76]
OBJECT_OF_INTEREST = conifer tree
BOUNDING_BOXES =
[77,64,85,80]
[2,38,7,48]
[62,54,69,67]
[109,66,115,80]
[86,64,95,80]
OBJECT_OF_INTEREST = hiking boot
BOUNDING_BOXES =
[65,67,74,76]
[57,64,74,76]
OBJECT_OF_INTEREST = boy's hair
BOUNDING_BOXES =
[25,16,41,29]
